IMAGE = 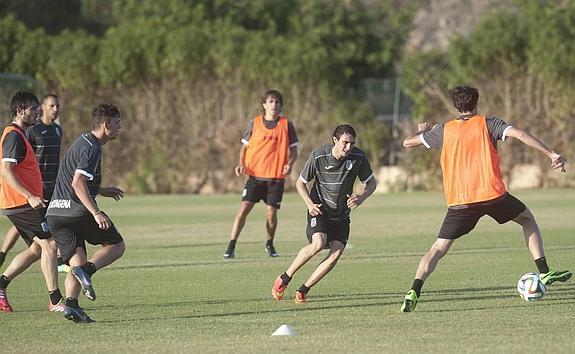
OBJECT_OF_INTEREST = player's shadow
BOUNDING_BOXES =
[96,283,575,324]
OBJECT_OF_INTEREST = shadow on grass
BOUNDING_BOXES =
[351,244,575,261]
[90,283,575,324]
[104,243,575,271]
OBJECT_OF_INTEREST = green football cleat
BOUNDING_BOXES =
[401,290,418,313]
[58,264,70,273]
[540,270,572,286]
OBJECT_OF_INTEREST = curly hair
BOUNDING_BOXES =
[9,91,39,118]
[450,86,479,112]
[92,103,121,129]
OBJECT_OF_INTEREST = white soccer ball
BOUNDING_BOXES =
[517,272,546,301]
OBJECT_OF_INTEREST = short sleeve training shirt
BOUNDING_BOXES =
[422,116,511,151]
[46,133,102,217]
[2,125,27,164]
[299,144,373,223]
[25,122,63,199]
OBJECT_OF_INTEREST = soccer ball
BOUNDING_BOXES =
[517,272,546,301]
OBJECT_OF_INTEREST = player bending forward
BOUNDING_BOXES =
[272,124,377,303]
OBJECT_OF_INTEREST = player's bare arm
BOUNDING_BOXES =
[296,177,322,215]
[1,161,45,209]
[403,122,433,148]
[283,146,298,175]
[505,127,566,172]
[347,177,377,209]
[72,172,111,229]
[234,144,248,176]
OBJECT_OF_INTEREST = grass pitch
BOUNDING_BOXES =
[1,189,574,353]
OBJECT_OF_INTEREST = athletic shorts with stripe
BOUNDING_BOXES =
[306,212,350,246]
[241,176,284,209]
[438,192,526,239]
[47,214,123,263]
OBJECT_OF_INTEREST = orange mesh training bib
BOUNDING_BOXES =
[244,116,289,179]
[440,115,506,206]
[0,125,43,209]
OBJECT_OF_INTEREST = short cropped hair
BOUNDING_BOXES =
[261,89,283,107]
[332,124,356,141]
[9,91,39,118]
[43,93,59,102]
[92,103,121,129]
[450,86,479,112]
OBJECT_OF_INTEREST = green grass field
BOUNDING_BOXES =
[1,189,574,353]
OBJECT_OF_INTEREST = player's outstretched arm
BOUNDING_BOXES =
[403,122,432,148]
[505,127,566,172]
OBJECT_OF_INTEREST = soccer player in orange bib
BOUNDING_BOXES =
[224,90,298,259]
[400,86,571,312]
[0,92,62,313]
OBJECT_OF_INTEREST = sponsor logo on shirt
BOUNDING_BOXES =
[48,199,71,209]
[324,165,334,170]
[41,130,48,135]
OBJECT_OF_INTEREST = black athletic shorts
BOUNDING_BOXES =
[7,207,51,246]
[438,192,527,239]
[306,212,350,246]
[47,214,124,263]
[241,176,284,209]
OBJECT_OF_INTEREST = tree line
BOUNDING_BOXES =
[400,1,575,189]
[0,0,573,192]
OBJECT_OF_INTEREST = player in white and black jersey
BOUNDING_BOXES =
[271,124,377,303]
[46,103,125,323]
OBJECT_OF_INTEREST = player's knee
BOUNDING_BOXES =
[114,241,126,257]
[37,238,57,253]
[513,208,535,225]
[310,240,326,253]
[430,243,450,257]
[329,249,343,262]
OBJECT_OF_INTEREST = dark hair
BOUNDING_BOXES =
[332,124,356,140]
[450,86,479,112]
[92,103,121,129]
[9,91,39,118]
[43,93,59,102]
[261,89,283,107]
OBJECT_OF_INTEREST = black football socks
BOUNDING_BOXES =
[411,279,424,297]
[535,257,550,274]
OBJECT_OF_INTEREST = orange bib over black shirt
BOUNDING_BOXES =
[244,115,290,179]
[440,115,506,206]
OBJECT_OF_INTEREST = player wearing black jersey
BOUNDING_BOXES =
[0,94,66,272]
[46,103,125,323]
[272,124,377,303]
